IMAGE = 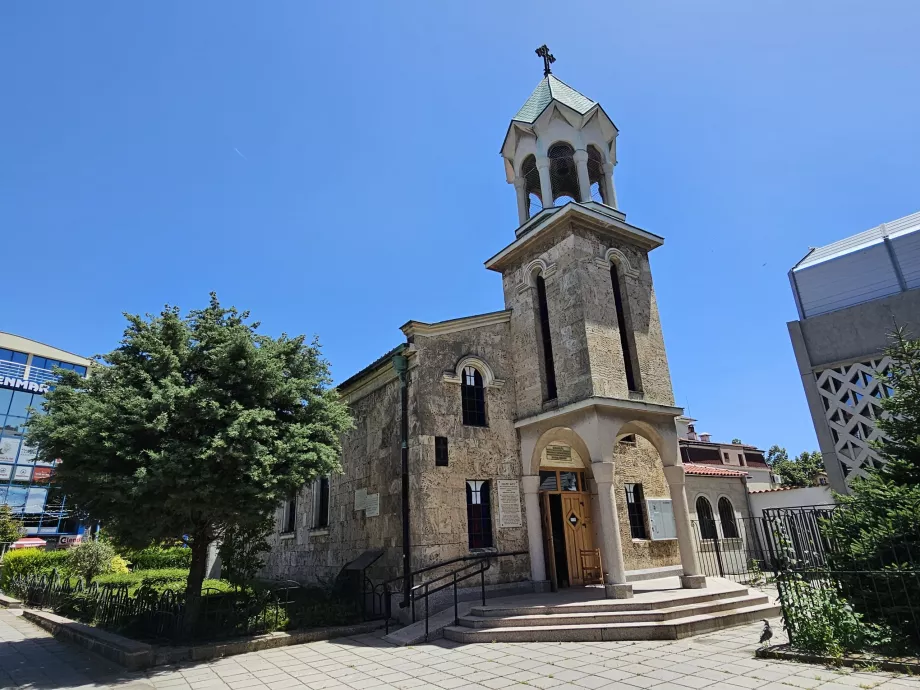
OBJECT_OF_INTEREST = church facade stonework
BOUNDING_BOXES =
[263,68,704,598]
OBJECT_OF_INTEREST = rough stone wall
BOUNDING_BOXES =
[407,321,531,585]
[261,371,403,585]
[500,222,675,422]
[611,436,680,570]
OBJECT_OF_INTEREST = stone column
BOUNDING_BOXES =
[663,463,706,589]
[521,475,549,591]
[603,162,619,209]
[592,461,632,598]
[514,176,529,225]
[574,149,591,202]
[537,157,553,210]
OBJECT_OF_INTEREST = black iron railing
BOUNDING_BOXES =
[8,570,362,642]
[375,550,528,639]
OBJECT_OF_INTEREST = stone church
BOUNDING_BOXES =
[263,62,709,600]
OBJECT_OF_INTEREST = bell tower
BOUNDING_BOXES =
[501,45,620,226]
[488,53,705,597]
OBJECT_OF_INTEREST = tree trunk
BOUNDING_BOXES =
[180,536,211,641]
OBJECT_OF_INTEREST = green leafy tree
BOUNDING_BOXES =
[764,445,788,467]
[776,450,824,488]
[0,505,24,544]
[26,295,353,636]
[820,327,920,649]
[218,517,272,589]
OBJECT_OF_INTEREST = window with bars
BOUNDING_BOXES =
[435,436,448,466]
[313,477,330,529]
[466,480,494,549]
[461,366,487,427]
[718,497,739,539]
[624,483,648,539]
[535,275,557,400]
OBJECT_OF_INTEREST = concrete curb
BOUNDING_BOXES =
[21,606,386,669]
[23,609,155,670]
[756,645,920,674]
[156,620,387,665]
[0,594,22,609]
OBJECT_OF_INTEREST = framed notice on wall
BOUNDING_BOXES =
[364,493,380,517]
[497,479,523,528]
[647,499,677,540]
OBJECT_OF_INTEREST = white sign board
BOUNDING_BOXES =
[14,466,32,482]
[354,488,367,511]
[364,493,380,517]
[497,479,523,528]
[0,438,19,464]
[0,465,11,480]
[647,499,677,540]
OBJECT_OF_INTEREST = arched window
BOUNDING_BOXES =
[587,145,606,204]
[547,142,579,205]
[461,366,486,427]
[696,496,717,540]
[718,497,739,539]
[521,155,543,218]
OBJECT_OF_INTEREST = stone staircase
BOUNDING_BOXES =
[443,578,779,643]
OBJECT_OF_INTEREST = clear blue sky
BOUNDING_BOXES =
[2,2,918,455]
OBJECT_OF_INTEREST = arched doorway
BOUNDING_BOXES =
[537,441,599,588]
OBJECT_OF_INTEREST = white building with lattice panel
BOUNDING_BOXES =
[787,210,920,493]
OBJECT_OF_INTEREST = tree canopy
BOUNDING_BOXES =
[26,294,353,633]
[765,444,823,487]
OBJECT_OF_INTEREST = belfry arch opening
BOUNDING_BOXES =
[547,142,579,205]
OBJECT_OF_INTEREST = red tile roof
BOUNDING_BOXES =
[684,463,749,478]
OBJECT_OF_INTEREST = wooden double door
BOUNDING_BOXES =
[539,469,599,588]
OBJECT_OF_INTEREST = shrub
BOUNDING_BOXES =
[121,546,191,571]
[109,555,130,574]
[66,540,116,583]
[139,569,191,587]
[0,549,71,591]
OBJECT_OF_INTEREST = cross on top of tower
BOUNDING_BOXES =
[535,45,555,77]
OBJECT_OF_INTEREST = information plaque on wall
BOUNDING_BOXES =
[364,493,380,517]
[354,488,367,511]
[497,479,523,528]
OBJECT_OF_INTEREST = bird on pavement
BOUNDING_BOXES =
[760,619,773,646]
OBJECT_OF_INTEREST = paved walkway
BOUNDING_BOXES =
[1,607,918,690]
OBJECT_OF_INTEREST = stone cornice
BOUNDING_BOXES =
[401,310,512,339]
[485,203,663,273]
[514,396,684,429]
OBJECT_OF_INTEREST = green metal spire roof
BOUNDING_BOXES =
[513,74,597,123]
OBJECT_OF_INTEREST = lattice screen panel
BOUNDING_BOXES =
[814,357,893,483]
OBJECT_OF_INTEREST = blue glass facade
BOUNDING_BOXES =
[0,347,87,538]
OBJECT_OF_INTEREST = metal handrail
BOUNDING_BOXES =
[380,549,527,638]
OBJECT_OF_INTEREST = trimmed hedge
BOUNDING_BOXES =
[122,546,191,570]
[93,568,233,595]
[0,549,71,592]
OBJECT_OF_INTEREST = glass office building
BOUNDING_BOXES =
[0,333,91,544]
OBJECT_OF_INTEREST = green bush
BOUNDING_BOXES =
[65,540,116,582]
[121,546,191,571]
[0,549,71,592]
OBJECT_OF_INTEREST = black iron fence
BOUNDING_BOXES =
[691,517,773,585]
[9,570,364,643]
[761,505,920,653]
